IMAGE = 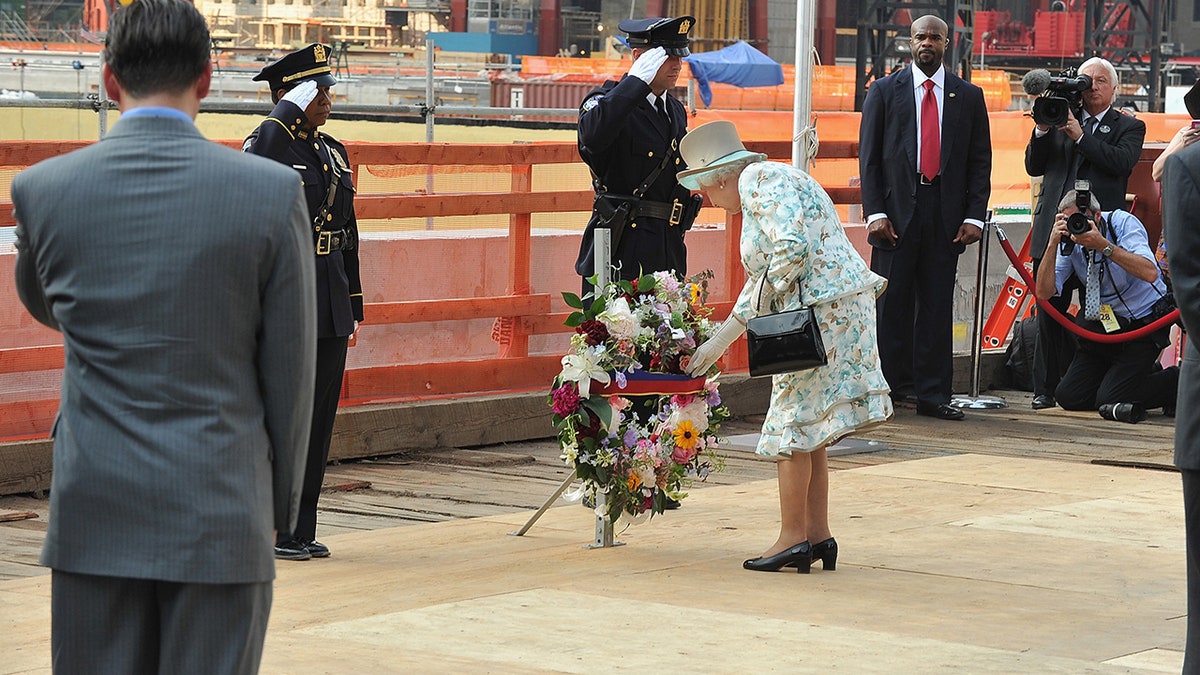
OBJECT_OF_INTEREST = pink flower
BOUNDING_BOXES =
[672,443,697,463]
[550,383,582,416]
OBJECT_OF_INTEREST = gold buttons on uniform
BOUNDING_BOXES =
[295,118,302,124]
[323,164,329,172]
[326,214,333,221]
[313,142,320,149]
[315,226,321,232]
[675,158,680,165]
[647,151,654,157]
[630,223,638,229]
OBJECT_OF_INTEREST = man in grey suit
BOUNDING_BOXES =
[1163,141,1200,673]
[12,0,315,671]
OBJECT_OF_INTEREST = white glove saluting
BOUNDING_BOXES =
[628,46,669,86]
[686,319,747,377]
[282,80,319,109]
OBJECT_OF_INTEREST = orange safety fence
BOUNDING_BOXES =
[0,135,852,441]
[0,110,1189,442]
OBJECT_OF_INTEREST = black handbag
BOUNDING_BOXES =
[745,277,827,377]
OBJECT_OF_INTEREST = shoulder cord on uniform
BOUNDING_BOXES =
[313,137,341,226]
[591,139,678,198]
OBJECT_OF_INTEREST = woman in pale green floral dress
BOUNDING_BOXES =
[680,121,893,573]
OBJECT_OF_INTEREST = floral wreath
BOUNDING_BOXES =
[549,270,729,523]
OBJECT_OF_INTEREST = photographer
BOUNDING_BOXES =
[1033,188,1178,417]
[1023,58,1146,411]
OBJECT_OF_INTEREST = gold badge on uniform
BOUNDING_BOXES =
[313,44,327,64]
[679,19,690,34]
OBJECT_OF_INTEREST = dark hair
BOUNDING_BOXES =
[104,0,211,98]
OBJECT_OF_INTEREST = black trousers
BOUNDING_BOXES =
[1184,470,1200,674]
[1054,318,1176,411]
[280,335,348,544]
[870,181,957,405]
[1030,256,1081,398]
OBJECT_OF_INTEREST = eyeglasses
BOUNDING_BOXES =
[910,33,946,43]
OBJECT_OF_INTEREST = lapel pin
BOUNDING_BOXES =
[1099,125,1111,134]
[948,92,956,98]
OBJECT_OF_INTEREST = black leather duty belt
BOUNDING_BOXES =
[634,199,685,225]
[315,228,354,255]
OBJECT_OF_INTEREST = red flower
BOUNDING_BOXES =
[550,383,582,416]
[576,410,603,439]
[576,319,610,346]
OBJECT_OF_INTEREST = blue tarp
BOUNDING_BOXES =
[684,41,784,108]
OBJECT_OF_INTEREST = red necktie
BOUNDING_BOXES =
[920,80,940,181]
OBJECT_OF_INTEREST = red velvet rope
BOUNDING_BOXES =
[994,228,1179,344]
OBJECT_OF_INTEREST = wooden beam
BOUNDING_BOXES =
[343,355,562,401]
[366,294,552,325]
[0,345,63,374]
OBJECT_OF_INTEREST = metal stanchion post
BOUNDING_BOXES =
[510,227,621,547]
[951,211,1007,410]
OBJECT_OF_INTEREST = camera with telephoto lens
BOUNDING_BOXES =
[1022,67,1093,127]
[1060,180,1094,256]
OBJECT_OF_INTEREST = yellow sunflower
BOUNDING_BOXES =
[672,420,698,450]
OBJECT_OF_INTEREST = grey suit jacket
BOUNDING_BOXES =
[13,114,316,584]
[1164,146,1200,470]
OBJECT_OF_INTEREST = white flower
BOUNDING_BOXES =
[560,345,609,397]
[598,296,637,340]
[667,399,709,433]
[654,271,680,293]
[637,465,657,490]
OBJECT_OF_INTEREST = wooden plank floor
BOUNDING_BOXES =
[0,388,1175,581]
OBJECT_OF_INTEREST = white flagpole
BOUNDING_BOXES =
[791,0,816,168]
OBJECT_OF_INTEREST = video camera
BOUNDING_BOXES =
[1021,67,1093,127]
[1060,179,1094,256]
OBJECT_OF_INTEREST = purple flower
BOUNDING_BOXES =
[623,427,639,448]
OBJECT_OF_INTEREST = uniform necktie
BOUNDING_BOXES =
[1085,254,1102,321]
[920,80,940,181]
[656,96,670,125]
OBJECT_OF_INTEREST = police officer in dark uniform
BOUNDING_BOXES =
[576,16,701,292]
[243,43,364,561]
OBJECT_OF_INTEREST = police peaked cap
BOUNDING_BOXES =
[618,16,695,56]
[253,43,338,92]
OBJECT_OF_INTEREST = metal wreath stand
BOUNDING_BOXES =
[952,210,1008,410]
[510,227,622,548]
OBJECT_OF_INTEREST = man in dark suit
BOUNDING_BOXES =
[1024,57,1146,410]
[858,14,992,420]
[244,44,365,561]
[575,16,701,291]
[12,0,315,670]
[1162,140,1200,673]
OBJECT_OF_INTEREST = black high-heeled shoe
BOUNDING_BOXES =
[743,541,812,573]
[810,537,837,571]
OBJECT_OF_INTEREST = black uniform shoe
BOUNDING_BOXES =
[1098,402,1146,424]
[304,540,331,558]
[916,402,965,421]
[274,539,312,561]
[1031,395,1057,410]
